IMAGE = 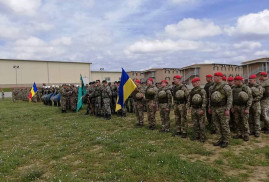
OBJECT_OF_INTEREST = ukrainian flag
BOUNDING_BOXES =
[115,68,137,111]
[29,82,38,101]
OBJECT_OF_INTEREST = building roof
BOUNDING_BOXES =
[92,71,121,73]
[180,63,241,70]
[0,58,92,64]
[241,57,269,65]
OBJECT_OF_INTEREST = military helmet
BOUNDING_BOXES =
[175,90,185,99]
[147,88,156,95]
[251,87,260,97]
[158,90,167,99]
[136,92,144,100]
[192,94,202,105]
[239,91,249,102]
[211,91,224,103]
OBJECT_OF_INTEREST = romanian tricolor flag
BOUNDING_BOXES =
[115,68,137,111]
[29,82,38,101]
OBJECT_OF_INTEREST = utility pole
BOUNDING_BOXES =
[13,65,19,86]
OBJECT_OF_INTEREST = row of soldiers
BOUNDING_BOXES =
[131,72,269,148]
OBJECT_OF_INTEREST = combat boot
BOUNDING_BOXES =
[106,114,111,120]
[213,141,222,146]
[172,131,181,137]
[62,110,66,113]
[85,108,90,115]
[254,132,260,137]
[221,141,228,148]
[243,135,249,141]
[181,133,187,138]
[122,113,126,117]
[264,130,269,134]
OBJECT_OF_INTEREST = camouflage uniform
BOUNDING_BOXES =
[248,83,263,135]
[86,86,95,115]
[204,81,215,132]
[102,85,112,119]
[94,85,103,116]
[12,89,18,102]
[60,86,70,112]
[132,85,145,126]
[70,86,78,111]
[209,82,232,144]
[261,79,269,132]
[145,85,158,129]
[187,86,207,141]
[232,84,252,139]
[111,85,118,114]
[157,86,172,132]
[173,83,189,135]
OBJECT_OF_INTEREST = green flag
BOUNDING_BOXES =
[76,86,83,112]
[80,74,87,96]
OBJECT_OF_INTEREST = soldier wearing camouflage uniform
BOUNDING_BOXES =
[248,74,263,137]
[60,84,69,113]
[132,79,145,127]
[85,82,96,115]
[231,76,252,141]
[145,78,158,130]
[204,74,215,133]
[111,81,118,115]
[94,80,103,117]
[227,76,235,132]
[259,72,269,134]
[209,72,232,148]
[172,75,189,138]
[102,80,112,120]
[69,84,78,112]
[157,80,172,132]
[187,77,207,142]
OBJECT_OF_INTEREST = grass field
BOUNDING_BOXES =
[0,99,269,181]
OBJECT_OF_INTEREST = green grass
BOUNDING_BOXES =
[0,99,268,181]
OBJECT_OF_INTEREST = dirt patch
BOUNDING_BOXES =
[247,166,269,182]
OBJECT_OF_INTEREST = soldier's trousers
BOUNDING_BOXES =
[95,96,102,115]
[134,101,144,125]
[159,103,170,131]
[103,98,111,115]
[192,108,206,139]
[212,106,230,142]
[174,103,187,133]
[70,97,77,111]
[147,100,157,127]
[61,97,67,111]
[233,105,250,137]
[261,98,269,130]
[249,101,261,134]
[206,105,215,132]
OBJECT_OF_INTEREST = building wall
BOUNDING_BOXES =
[0,59,91,87]
[90,71,121,83]
[127,71,144,81]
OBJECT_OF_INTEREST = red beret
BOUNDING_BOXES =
[148,78,154,82]
[222,76,226,81]
[214,72,223,77]
[173,75,181,79]
[135,79,141,83]
[191,77,200,83]
[249,74,257,79]
[260,72,268,76]
[161,80,168,84]
[206,74,213,78]
[227,77,234,81]
[234,76,243,81]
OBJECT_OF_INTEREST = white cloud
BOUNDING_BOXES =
[165,18,222,39]
[226,9,269,36]
[125,39,218,54]
[0,0,41,16]
[51,37,72,46]
[254,50,269,56]
[233,41,262,50]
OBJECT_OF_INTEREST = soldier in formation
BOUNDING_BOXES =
[187,77,207,142]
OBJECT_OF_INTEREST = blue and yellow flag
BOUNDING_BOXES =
[29,82,38,101]
[116,68,137,111]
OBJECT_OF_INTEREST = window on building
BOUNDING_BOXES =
[105,77,110,81]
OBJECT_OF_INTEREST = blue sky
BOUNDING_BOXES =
[0,0,269,71]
